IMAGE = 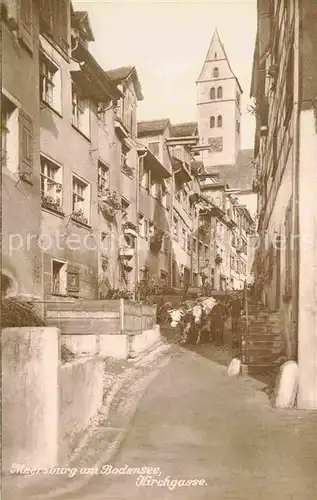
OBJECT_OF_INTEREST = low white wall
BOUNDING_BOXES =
[62,334,98,355]
[2,327,59,471]
[59,356,104,463]
[99,334,129,359]
[130,325,161,357]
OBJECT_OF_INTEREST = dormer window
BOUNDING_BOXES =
[210,87,215,100]
[213,67,219,78]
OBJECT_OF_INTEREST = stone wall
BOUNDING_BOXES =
[59,357,103,463]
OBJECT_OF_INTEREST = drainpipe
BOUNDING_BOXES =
[134,150,147,299]
[292,0,300,360]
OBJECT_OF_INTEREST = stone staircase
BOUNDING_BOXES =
[241,301,286,370]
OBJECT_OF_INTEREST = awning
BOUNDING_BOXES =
[144,150,171,179]
[172,157,191,183]
[71,42,122,102]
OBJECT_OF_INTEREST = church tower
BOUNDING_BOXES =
[196,30,242,169]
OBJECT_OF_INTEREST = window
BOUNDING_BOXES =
[19,0,33,52]
[217,115,222,127]
[141,267,149,280]
[148,141,160,157]
[236,92,240,106]
[217,87,223,99]
[210,87,215,100]
[121,200,130,228]
[138,214,146,238]
[213,67,219,78]
[97,101,110,126]
[214,52,217,59]
[192,237,197,256]
[39,0,68,53]
[173,216,179,238]
[1,94,19,173]
[236,120,240,133]
[210,116,215,128]
[41,156,63,212]
[181,228,186,250]
[72,84,90,138]
[40,54,61,113]
[72,175,90,224]
[98,161,109,192]
[187,235,191,253]
[52,259,67,295]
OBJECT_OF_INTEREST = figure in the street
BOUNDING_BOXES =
[210,302,226,345]
[231,294,243,353]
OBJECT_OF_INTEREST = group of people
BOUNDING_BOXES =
[161,292,244,349]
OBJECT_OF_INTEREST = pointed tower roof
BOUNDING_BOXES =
[197,29,243,93]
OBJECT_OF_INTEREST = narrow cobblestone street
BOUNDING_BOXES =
[15,335,317,500]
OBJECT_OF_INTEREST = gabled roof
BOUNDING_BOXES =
[106,65,143,100]
[206,149,255,191]
[137,118,170,138]
[170,122,198,137]
[72,10,95,42]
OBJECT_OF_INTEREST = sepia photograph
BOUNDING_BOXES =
[1,0,317,498]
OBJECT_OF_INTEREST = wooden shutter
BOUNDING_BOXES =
[19,110,33,183]
[67,271,80,293]
[53,0,69,53]
[19,0,33,52]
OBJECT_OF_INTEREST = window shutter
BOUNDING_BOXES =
[19,110,33,183]
[67,271,79,293]
[19,0,33,52]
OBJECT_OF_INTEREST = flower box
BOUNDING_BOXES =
[119,247,135,258]
[98,188,121,216]
[122,163,134,178]
[72,209,88,225]
[41,195,64,215]
[123,221,138,237]
[99,201,117,218]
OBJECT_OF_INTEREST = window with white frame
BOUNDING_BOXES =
[41,156,63,211]
[98,160,109,193]
[72,84,90,138]
[52,259,67,295]
[1,94,19,173]
[72,175,90,223]
[40,54,61,113]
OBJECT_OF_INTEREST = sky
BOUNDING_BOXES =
[73,0,257,149]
